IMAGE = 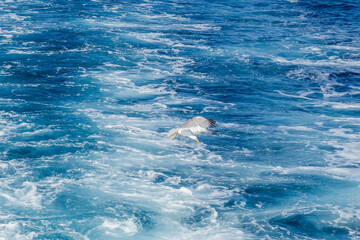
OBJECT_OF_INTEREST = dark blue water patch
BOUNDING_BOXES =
[300,0,360,18]
[330,71,360,94]
[270,213,350,240]
[5,145,83,161]
[244,173,357,206]
[215,183,359,239]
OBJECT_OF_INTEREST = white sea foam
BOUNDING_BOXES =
[274,57,360,68]
[301,46,322,52]
[329,141,360,164]
[165,176,182,185]
[236,148,254,156]
[275,90,314,100]
[170,224,246,240]
[323,126,360,167]
[273,165,360,182]
[0,181,42,209]
[278,126,316,132]
[0,162,15,175]
[101,218,138,236]
[89,70,176,98]
[7,49,39,55]
[131,32,177,46]
[328,45,360,51]
[178,187,193,196]
[322,89,360,99]
[333,117,360,125]
[329,102,360,109]
[85,19,142,28]
[3,1,360,239]
[172,42,211,50]
[0,27,35,35]
[0,221,36,240]
[0,13,27,21]
[134,12,189,21]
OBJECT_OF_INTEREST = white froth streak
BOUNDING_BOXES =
[329,102,360,110]
[272,166,360,181]
[278,126,316,132]
[274,57,360,67]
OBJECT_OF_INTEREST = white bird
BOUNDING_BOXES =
[169,116,217,143]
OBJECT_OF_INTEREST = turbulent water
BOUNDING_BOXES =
[1,0,360,239]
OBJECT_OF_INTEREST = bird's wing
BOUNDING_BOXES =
[181,116,216,134]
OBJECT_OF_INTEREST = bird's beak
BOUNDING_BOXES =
[196,139,200,143]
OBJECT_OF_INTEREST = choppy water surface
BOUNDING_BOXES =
[1,0,360,239]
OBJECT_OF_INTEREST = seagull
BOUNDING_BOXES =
[169,116,217,143]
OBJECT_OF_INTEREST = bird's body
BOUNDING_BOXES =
[169,116,216,143]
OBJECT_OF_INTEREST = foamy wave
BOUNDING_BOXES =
[133,12,190,21]
[278,126,316,132]
[328,45,360,51]
[286,68,331,82]
[0,163,16,176]
[324,127,360,167]
[275,90,314,100]
[172,225,246,240]
[0,13,27,21]
[274,57,360,68]
[0,221,37,240]
[272,165,360,181]
[101,218,138,236]
[0,181,42,209]
[7,49,39,55]
[329,102,360,109]
[0,27,35,35]
[90,70,176,97]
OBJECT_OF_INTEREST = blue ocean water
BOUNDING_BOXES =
[1,0,360,239]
